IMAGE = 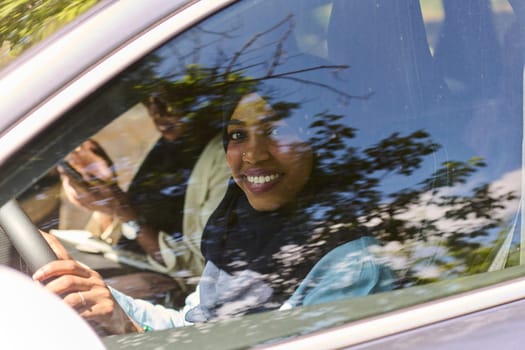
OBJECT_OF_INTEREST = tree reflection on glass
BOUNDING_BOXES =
[120,11,519,289]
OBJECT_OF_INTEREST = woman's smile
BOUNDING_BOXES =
[241,168,283,193]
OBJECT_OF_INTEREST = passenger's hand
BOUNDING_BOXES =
[58,139,128,216]
[65,139,117,184]
[32,260,142,334]
[60,170,129,216]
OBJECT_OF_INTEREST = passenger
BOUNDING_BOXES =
[34,92,394,334]
[59,95,230,291]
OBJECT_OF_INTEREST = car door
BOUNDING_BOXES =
[1,0,524,349]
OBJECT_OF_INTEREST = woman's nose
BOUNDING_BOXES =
[242,134,270,163]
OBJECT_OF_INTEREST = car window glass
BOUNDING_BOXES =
[14,0,525,341]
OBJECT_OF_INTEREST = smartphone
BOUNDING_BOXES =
[57,160,87,184]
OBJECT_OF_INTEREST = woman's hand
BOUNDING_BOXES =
[65,139,117,183]
[58,139,130,217]
[33,259,142,334]
[36,231,142,334]
[40,230,71,260]
[59,170,129,217]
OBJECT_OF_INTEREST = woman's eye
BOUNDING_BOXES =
[267,125,288,137]
[267,125,298,143]
[268,127,280,137]
[228,130,246,142]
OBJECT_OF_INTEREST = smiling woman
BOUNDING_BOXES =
[32,82,395,330]
[191,88,394,321]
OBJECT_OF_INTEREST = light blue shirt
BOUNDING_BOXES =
[281,236,394,309]
[111,236,394,330]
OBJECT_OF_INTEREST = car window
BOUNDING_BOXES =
[13,0,525,344]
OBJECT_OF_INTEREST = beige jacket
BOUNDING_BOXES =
[147,134,230,290]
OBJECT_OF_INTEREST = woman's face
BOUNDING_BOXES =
[150,113,185,142]
[226,93,314,211]
[145,97,186,142]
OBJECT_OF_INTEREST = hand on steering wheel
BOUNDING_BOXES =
[33,258,141,335]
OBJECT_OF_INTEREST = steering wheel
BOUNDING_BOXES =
[0,200,57,274]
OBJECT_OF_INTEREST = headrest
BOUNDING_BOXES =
[327,0,447,116]
[433,0,502,97]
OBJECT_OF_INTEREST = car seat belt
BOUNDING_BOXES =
[491,65,525,270]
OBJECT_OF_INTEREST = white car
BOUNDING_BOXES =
[1,0,524,349]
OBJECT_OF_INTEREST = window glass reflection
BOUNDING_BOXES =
[19,0,525,324]
[132,0,522,288]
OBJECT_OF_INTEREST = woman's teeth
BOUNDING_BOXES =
[246,174,280,184]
